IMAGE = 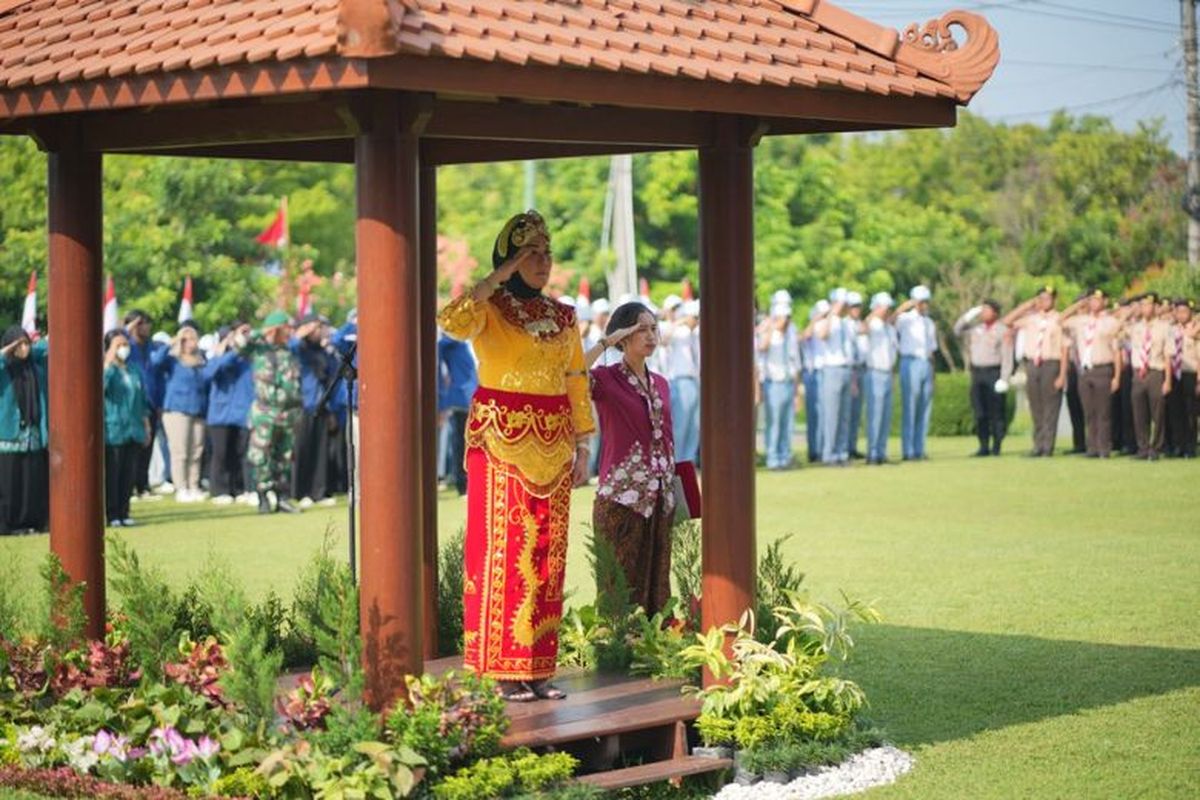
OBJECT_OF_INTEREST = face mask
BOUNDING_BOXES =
[116,345,131,361]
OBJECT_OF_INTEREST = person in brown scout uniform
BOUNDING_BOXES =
[1062,289,1123,458]
[1165,298,1199,458]
[1004,286,1068,457]
[1124,293,1173,460]
[953,300,1010,456]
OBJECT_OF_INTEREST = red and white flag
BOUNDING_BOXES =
[102,275,119,333]
[255,197,289,249]
[681,278,694,301]
[21,272,37,338]
[296,281,312,319]
[177,275,194,324]
[578,276,591,301]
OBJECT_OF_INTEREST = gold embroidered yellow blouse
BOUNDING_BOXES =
[439,290,596,494]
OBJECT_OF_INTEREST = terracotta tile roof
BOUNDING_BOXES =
[0,0,999,115]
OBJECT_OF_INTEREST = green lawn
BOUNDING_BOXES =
[1,436,1197,798]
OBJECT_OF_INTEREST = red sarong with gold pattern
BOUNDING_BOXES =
[462,387,575,681]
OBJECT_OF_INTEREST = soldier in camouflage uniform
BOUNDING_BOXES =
[236,310,302,514]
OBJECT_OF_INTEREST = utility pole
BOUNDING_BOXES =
[1182,0,1200,269]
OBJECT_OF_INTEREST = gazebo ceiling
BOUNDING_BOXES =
[0,0,1000,159]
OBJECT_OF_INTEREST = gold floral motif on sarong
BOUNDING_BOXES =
[466,398,575,497]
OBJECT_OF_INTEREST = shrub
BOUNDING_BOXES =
[384,671,508,776]
[694,714,736,748]
[0,765,190,799]
[438,529,466,658]
[587,531,634,672]
[669,520,702,622]
[162,636,229,708]
[277,668,334,732]
[431,749,577,800]
[212,765,270,797]
[290,538,362,696]
[107,537,177,680]
[754,537,806,644]
[39,555,85,653]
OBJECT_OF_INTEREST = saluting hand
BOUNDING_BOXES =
[606,322,650,349]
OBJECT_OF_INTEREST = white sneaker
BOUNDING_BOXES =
[176,489,194,503]
[237,492,258,507]
[298,497,315,509]
[155,482,176,495]
[120,518,137,527]
[316,497,337,507]
[211,495,234,506]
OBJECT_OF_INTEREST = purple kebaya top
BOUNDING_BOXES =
[590,361,676,518]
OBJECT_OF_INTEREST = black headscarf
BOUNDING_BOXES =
[492,211,549,300]
[2,325,39,429]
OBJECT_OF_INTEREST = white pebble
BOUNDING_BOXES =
[711,746,915,800]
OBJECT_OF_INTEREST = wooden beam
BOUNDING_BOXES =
[47,141,105,640]
[422,139,677,166]
[424,101,710,146]
[698,116,757,680]
[115,140,357,163]
[357,93,424,709]
[419,163,439,661]
[368,56,959,129]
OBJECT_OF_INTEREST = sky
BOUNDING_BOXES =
[837,0,1190,151]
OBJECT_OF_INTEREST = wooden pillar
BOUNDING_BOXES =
[356,94,424,708]
[698,117,757,665]
[419,164,439,660]
[47,146,106,640]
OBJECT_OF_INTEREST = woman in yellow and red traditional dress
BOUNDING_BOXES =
[438,211,594,702]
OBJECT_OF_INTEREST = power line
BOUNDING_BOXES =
[991,79,1181,120]
[1003,59,1176,73]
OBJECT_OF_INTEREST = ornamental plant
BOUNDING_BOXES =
[277,667,334,732]
[162,636,228,708]
[385,670,508,776]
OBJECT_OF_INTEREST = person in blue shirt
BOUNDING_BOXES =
[122,310,167,495]
[332,312,358,495]
[0,326,49,534]
[438,326,479,495]
[291,313,342,506]
[103,328,150,527]
[151,321,209,502]
[203,323,255,503]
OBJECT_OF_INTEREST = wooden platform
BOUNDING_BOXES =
[426,656,729,788]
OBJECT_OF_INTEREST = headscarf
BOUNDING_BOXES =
[491,210,549,300]
[2,325,39,430]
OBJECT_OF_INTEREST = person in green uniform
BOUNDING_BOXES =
[103,329,150,527]
[0,326,49,534]
[235,310,302,514]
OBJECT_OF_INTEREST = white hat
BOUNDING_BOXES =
[662,294,683,312]
[576,297,593,322]
[771,289,793,306]
[770,300,792,319]
[812,299,831,319]
[846,291,863,307]
[592,298,611,315]
[152,331,172,345]
[870,292,894,310]
[829,287,848,304]
[681,300,700,318]
[910,285,932,302]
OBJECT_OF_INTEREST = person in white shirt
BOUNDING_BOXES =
[892,285,939,460]
[845,292,868,460]
[862,293,899,464]
[815,288,855,465]
[801,300,830,463]
[953,300,1011,456]
[663,300,701,464]
[757,290,801,470]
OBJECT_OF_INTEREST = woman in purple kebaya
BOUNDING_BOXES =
[584,301,676,615]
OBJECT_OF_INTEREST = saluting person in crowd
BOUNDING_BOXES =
[801,300,830,462]
[815,289,854,466]
[1165,298,1199,458]
[1124,293,1173,460]
[757,290,801,470]
[1061,290,1123,458]
[845,292,867,460]
[151,321,209,502]
[438,323,479,496]
[664,300,701,465]
[203,324,255,504]
[103,328,150,527]
[0,326,49,534]
[122,310,167,495]
[953,300,1009,456]
[862,293,898,464]
[236,311,302,514]
[894,286,938,461]
[1004,286,1067,457]
[291,313,341,507]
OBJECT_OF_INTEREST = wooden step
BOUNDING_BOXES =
[577,756,733,790]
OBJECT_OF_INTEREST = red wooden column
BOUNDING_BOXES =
[47,147,106,640]
[356,93,424,708]
[418,163,439,660]
[698,116,757,662]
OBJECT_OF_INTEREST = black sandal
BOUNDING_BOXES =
[530,680,567,701]
[499,681,538,703]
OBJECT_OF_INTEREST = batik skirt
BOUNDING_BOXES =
[462,388,576,681]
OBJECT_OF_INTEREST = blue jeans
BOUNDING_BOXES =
[821,365,851,463]
[864,369,893,462]
[762,379,796,469]
[899,356,934,459]
[848,365,865,456]
[671,376,700,464]
[803,369,823,461]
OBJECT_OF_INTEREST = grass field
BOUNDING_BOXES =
[1,435,1197,798]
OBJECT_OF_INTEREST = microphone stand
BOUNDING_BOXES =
[315,341,358,583]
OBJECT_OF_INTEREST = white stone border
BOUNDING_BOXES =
[712,746,915,800]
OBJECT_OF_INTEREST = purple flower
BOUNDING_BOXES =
[194,736,220,760]
[93,730,129,761]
